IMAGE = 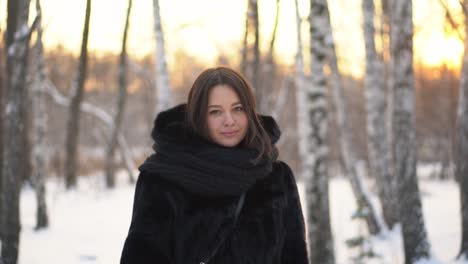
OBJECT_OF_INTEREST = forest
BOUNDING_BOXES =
[0,0,467,263]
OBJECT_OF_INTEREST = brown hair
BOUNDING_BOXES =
[186,66,273,161]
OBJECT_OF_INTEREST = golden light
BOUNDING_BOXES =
[418,31,464,70]
[1,0,464,77]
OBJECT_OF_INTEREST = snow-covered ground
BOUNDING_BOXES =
[19,170,465,264]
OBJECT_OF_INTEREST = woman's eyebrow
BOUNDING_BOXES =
[208,102,242,108]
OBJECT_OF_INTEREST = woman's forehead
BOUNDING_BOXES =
[208,85,241,104]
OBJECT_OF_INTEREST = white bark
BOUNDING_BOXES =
[362,0,399,229]
[31,0,49,230]
[391,0,431,262]
[294,0,308,180]
[323,3,383,236]
[381,0,394,188]
[153,0,171,115]
[1,0,34,262]
[306,0,335,263]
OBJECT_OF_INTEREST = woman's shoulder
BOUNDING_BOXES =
[272,160,298,189]
[136,171,173,196]
[137,170,185,194]
[133,171,188,214]
[251,161,297,195]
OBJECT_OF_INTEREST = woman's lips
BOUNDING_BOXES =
[221,131,238,137]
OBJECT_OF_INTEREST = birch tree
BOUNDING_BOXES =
[362,0,399,229]
[390,0,431,262]
[306,0,335,262]
[381,0,394,182]
[105,0,133,188]
[31,0,48,229]
[294,0,308,181]
[321,0,382,235]
[456,1,468,259]
[1,0,35,262]
[64,0,92,189]
[153,0,172,114]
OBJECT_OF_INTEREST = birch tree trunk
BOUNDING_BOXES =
[1,0,33,262]
[1,0,15,245]
[64,0,91,189]
[381,0,394,182]
[362,0,399,229]
[390,0,431,262]
[380,0,390,62]
[294,0,308,181]
[456,1,468,259]
[321,0,382,235]
[153,0,171,115]
[306,0,335,262]
[31,0,48,229]
[105,0,133,188]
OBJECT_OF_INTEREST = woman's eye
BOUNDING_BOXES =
[209,110,221,115]
[234,106,244,112]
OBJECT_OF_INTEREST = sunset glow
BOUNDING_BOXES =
[417,31,464,70]
[0,0,465,77]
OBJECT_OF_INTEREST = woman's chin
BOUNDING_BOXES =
[213,137,242,148]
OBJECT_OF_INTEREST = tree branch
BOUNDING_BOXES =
[438,0,464,41]
[42,78,136,181]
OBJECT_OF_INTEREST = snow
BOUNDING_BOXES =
[299,178,463,264]
[19,171,134,264]
[20,170,465,264]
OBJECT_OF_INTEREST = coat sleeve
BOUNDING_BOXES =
[279,162,309,264]
[120,172,175,264]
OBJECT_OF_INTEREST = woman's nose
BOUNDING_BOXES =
[223,113,235,126]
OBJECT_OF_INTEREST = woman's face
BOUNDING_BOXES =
[206,84,248,147]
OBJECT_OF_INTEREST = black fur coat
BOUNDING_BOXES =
[120,105,308,264]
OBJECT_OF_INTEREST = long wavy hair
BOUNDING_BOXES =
[186,66,273,162]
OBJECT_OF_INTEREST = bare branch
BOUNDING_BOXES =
[438,0,464,41]
[42,78,136,179]
[460,0,468,14]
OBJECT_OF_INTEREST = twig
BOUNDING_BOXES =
[438,0,464,41]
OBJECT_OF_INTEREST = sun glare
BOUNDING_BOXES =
[0,0,463,76]
[419,31,464,69]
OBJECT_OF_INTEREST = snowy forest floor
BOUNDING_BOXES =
[19,169,465,264]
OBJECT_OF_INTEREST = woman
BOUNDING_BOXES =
[120,66,308,264]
